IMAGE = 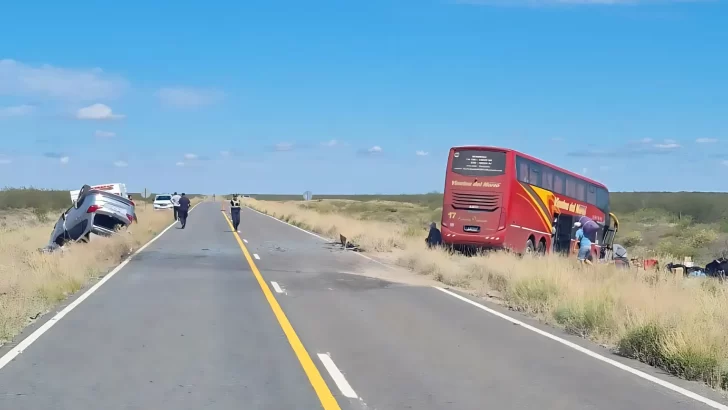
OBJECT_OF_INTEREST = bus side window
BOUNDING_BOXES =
[542,168,553,191]
[575,180,586,202]
[518,163,529,183]
[553,172,564,194]
[587,184,597,205]
[565,176,576,198]
[597,187,609,210]
[528,163,541,186]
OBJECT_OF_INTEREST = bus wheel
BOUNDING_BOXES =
[536,239,547,255]
[525,238,536,255]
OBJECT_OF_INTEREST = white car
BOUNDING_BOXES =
[153,194,174,210]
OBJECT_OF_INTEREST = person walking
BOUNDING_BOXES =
[178,193,191,229]
[230,194,242,232]
[574,221,593,266]
[171,191,182,221]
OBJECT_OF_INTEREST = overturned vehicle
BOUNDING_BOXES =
[41,183,136,252]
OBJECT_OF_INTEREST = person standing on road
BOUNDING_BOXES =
[178,193,191,229]
[171,192,182,221]
[230,194,242,232]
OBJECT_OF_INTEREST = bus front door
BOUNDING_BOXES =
[553,214,574,255]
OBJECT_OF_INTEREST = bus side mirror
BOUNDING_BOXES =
[551,226,556,235]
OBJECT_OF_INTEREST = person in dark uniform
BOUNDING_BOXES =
[230,194,242,232]
[425,222,443,248]
[178,193,191,229]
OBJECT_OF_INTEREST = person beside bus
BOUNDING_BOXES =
[230,194,242,232]
[573,222,593,265]
[425,222,443,249]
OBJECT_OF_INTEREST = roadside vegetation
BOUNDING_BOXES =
[0,188,203,346]
[242,192,728,391]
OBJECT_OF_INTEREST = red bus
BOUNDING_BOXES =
[441,146,619,258]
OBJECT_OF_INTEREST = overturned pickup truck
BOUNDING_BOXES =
[41,183,136,252]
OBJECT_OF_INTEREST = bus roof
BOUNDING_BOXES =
[449,145,608,190]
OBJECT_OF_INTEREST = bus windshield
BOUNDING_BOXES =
[451,149,506,177]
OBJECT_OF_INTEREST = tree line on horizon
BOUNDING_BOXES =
[3,187,728,226]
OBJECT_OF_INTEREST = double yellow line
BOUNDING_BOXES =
[220,212,341,410]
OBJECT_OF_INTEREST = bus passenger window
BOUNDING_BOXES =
[542,168,553,191]
[575,181,586,202]
[565,177,576,198]
[528,165,541,186]
[518,162,529,183]
[597,188,609,210]
[587,185,597,205]
[553,172,564,194]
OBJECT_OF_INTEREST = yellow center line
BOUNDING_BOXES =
[221,212,342,410]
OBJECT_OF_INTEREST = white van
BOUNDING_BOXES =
[153,194,174,210]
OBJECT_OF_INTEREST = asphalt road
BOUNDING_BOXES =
[0,201,726,410]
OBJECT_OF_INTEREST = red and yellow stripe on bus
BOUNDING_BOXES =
[516,182,557,234]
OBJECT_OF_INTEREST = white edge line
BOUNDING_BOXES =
[433,286,728,410]
[253,253,260,260]
[244,205,391,269]
[0,202,202,371]
[271,281,284,294]
[317,353,358,399]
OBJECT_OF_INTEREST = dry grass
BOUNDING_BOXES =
[245,198,728,390]
[0,199,203,345]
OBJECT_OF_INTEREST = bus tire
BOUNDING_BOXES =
[536,238,547,255]
[525,238,536,255]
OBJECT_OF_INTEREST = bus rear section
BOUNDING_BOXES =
[441,147,510,251]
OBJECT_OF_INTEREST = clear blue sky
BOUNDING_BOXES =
[1,0,726,195]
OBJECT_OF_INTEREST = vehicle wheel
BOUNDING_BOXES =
[525,239,536,256]
[536,239,547,255]
[80,232,91,243]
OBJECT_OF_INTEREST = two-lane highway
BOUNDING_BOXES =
[0,201,726,409]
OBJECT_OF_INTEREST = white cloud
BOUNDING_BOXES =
[322,139,338,147]
[582,167,589,175]
[637,137,653,144]
[220,150,230,157]
[0,104,35,118]
[551,137,564,142]
[184,153,198,160]
[156,87,223,108]
[113,160,128,167]
[722,160,728,167]
[416,150,429,156]
[0,157,11,165]
[76,103,125,120]
[653,142,680,149]
[176,161,185,167]
[368,146,383,153]
[696,138,718,144]
[95,130,116,138]
[599,165,610,171]
[0,59,127,101]
[275,142,294,151]
[59,156,69,164]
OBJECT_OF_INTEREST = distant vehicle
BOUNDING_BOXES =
[242,194,251,198]
[153,194,174,210]
[44,184,136,249]
[441,146,619,258]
